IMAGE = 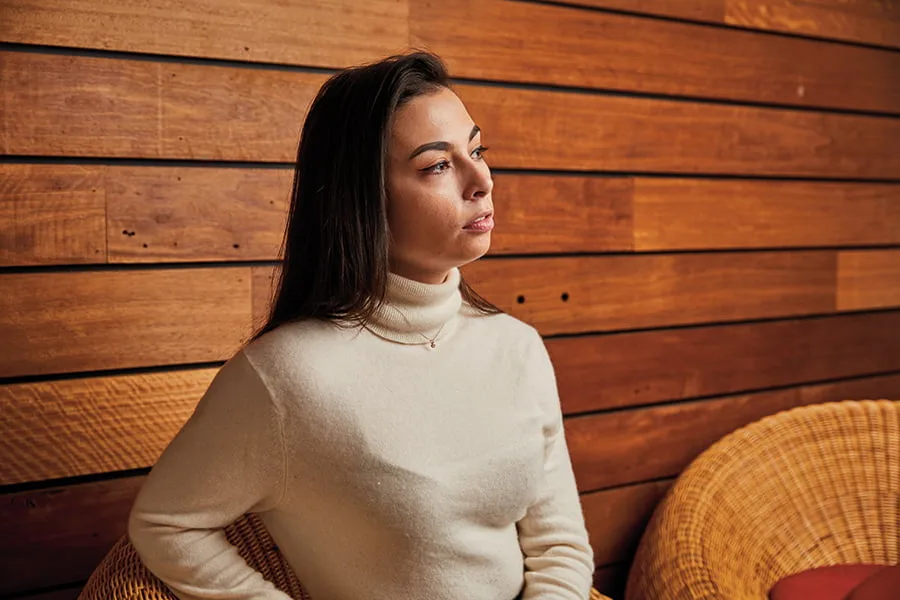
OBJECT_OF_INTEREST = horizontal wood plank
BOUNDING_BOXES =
[106,166,292,263]
[10,165,900,266]
[563,0,900,49]
[412,0,900,114]
[0,268,251,378]
[1,167,637,266]
[0,164,107,266]
[550,310,900,414]
[567,373,900,491]
[0,369,216,485]
[0,51,327,161]
[0,0,408,67]
[560,0,725,22]
[837,249,900,311]
[0,253,839,376]
[0,476,143,595]
[491,174,634,253]
[582,480,672,566]
[459,84,900,178]
[633,180,900,250]
[726,0,900,49]
[465,252,836,335]
[5,52,900,178]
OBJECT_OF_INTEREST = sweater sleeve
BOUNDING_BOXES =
[517,330,595,599]
[128,351,291,600]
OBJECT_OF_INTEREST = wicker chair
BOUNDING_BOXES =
[80,513,611,599]
[626,399,899,600]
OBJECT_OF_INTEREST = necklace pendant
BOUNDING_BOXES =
[430,340,436,348]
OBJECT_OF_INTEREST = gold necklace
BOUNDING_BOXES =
[365,321,446,348]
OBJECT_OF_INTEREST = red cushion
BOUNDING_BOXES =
[769,565,886,600]
[847,564,900,600]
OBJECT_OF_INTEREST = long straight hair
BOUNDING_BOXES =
[253,51,500,341]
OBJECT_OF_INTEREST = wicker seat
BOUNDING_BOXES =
[79,513,611,599]
[79,514,311,599]
[626,399,899,600]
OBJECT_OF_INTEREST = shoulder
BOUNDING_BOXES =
[458,308,548,363]
[240,318,357,389]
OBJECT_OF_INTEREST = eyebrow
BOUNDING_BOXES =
[408,125,481,160]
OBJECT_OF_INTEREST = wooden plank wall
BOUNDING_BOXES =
[2,0,899,597]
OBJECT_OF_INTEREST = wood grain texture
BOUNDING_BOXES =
[0,369,216,485]
[1,166,634,265]
[251,265,279,333]
[0,268,251,378]
[0,0,408,66]
[491,174,634,253]
[582,480,672,565]
[5,51,900,178]
[457,83,900,178]
[0,51,327,161]
[0,164,106,266]
[412,0,900,114]
[107,166,291,263]
[0,476,142,595]
[550,310,900,415]
[726,0,900,49]
[837,249,900,311]
[566,373,900,491]
[10,166,900,264]
[464,252,836,335]
[633,180,900,250]
[559,0,725,21]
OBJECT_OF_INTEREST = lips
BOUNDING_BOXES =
[463,210,493,229]
[463,211,495,233]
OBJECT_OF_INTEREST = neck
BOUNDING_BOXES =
[366,267,463,345]
[387,260,452,286]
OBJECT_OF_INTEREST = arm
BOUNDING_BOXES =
[518,330,595,599]
[128,352,291,600]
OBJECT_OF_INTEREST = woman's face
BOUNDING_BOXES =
[386,87,494,284]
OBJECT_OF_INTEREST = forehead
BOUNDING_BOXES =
[390,88,475,147]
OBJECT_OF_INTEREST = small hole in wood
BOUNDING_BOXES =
[517,295,526,304]
[142,243,148,248]
[233,243,241,249]
[561,292,569,302]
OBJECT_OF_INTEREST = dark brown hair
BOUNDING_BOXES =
[253,51,500,340]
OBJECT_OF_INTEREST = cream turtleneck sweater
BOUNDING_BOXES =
[128,267,595,600]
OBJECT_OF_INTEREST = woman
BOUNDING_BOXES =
[129,51,595,600]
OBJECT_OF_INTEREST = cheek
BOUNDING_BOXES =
[389,176,461,242]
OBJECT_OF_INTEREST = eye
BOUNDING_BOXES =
[471,145,489,160]
[423,160,451,175]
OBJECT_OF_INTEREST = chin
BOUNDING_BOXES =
[458,237,491,266]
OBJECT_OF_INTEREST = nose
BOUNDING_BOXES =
[464,160,493,202]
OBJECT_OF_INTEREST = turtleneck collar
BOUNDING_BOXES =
[366,267,463,345]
